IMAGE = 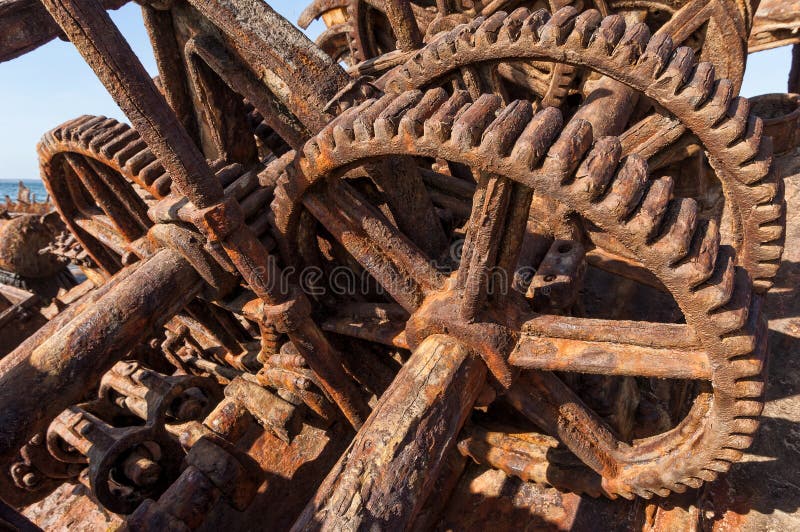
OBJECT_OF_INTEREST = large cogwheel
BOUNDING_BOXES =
[274,83,771,498]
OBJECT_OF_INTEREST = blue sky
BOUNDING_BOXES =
[0,3,792,181]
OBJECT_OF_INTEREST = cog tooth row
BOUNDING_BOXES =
[42,117,171,198]
[379,6,784,292]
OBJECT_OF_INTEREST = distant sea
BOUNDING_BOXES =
[0,180,48,202]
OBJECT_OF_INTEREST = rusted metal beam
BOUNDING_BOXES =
[383,0,423,52]
[509,335,712,380]
[291,335,486,531]
[186,0,349,133]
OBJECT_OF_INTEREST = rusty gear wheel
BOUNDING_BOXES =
[273,83,770,498]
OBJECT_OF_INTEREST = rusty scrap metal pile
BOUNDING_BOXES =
[1,0,799,529]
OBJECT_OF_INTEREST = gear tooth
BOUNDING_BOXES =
[99,129,140,159]
[403,50,427,79]
[453,16,484,52]
[696,469,719,482]
[420,42,441,66]
[423,90,472,143]
[733,418,760,435]
[673,218,719,287]
[399,88,449,138]
[521,9,551,41]
[682,477,705,489]
[625,175,672,238]
[125,149,157,176]
[714,97,751,145]
[569,9,603,48]
[77,117,115,143]
[709,268,752,333]
[731,355,765,379]
[302,138,324,167]
[679,62,716,109]
[475,12,508,46]
[334,98,374,147]
[670,483,689,494]
[636,32,674,77]
[738,139,773,185]
[728,116,764,166]
[575,136,622,200]
[540,117,593,179]
[653,487,671,498]
[374,90,425,142]
[694,246,736,311]
[451,93,502,149]
[589,14,626,55]
[726,435,755,451]
[432,31,458,62]
[216,163,245,190]
[113,139,147,168]
[616,489,636,500]
[635,488,654,499]
[612,22,650,64]
[696,79,734,128]
[722,299,762,356]
[595,154,648,220]
[57,116,95,141]
[734,379,765,399]
[481,100,533,156]
[498,7,530,43]
[69,116,106,142]
[753,202,784,226]
[652,198,698,263]
[751,181,781,209]
[139,160,165,187]
[707,460,733,473]
[88,122,129,152]
[756,244,784,262]
[509,106,564,170]
[735,399,764,418]
[354,93,398,142]
[538,6,578,46]
[653,46,695,96]
[152,173,172,197]
[754,264,781,288]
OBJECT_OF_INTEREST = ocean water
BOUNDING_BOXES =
[0,180,48,203]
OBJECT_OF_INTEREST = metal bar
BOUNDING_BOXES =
[186,0,349,132]
[509,335,712,380]
[291,335,486,531]
[383,0,423,52]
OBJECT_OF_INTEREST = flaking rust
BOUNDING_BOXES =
[0,0,798,530]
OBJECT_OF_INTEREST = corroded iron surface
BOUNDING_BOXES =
[0,0,797,530]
